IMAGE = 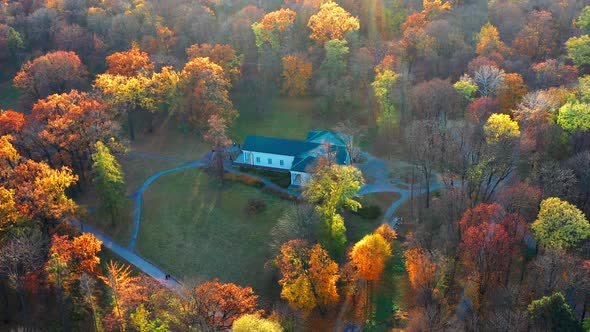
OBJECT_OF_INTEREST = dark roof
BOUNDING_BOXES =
[242,135,320,156]
[291,156,317,172]
[306,130,348,146]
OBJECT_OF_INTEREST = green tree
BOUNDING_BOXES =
[557,102,590,131]
[527,293,583,332]
[320,39,349,79]
[305,165,364,255]
[318,39,352,112]
[532,197,590,249]
[371,68,400,133]
[6,27,26,62]
[232,314,283,332]
[130,305,170,332]
[566,35,590,69]
[92,141,126,224]
[577,6,590,34]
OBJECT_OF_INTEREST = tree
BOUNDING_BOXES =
[252,9,297,50]
[532,59,578,89]
[106,43,155,77]
[13,51,88,101]
[454,75,478,103]
[371,66,400,133]
[532,197,590,249]
[332,119,366,162]
[350,233,392,282]
[512,11,558,61]
[177,57,237,129]
[10,160,78,233]
[476,23,510,57]
[497,73,527,114]
[557,102,590,131]
[232,314,283,332]
[129,305,170,332]
[576,6,590,34]
[483,113,520,144]
[282,55,313,97]
[304,164,364,254]
[473,65,505,97]
[100,261,146,332]
[307,1,360,44]
[410,78,460,122]
[0,110,26,135]
[94,73,154,140]
[527,293,583,332]
[190,279,261,330]
[404,247,437,290]
[276,240,339,312]
[31,90,122,179]
[92,141,126,224]
[566,35,590,69]
[186,43,243,84]
[0,230,44,325]
[270,204,320,251]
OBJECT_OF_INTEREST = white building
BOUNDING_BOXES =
[234,131,351,186]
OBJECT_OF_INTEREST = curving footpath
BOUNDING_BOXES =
[72,150,445,294]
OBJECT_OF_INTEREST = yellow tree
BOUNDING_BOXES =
[282,55,313,96]
[476,23,511,57]
[305,164,364,255]
[307,1,360,44]
[484,113,521,143]
[252,9,297,50]
[276,240,339,313]
[497,73,528,114]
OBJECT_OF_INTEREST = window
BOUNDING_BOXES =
[268,158,272,165]
[280,160,284,166]
[256,156,260,163]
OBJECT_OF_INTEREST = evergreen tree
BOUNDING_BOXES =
[92,141,126,224]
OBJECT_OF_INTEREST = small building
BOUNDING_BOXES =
[234,131,351,186]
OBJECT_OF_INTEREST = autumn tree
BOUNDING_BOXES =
[252,9,297,50]
[188,279,261,330]
[282,54,313,96]
[186,43,243,84]
[31,90,122,179]
[10,160,78,234]
[473,65,505,97]
[476,23,510,57]
[532,197,590,250]
[404,247,437,291]
[305,164,364,254]
[270,204,320,251]
[276,240,339,313]
[349,231,392,318]
[512,11,558,61]
[532,59,578,89]
[316,39,352,112]
[100,261,146,332]
[13,51,88,101]
[46,233,102,328]
[232,314,283,332]
[0,110,26,135]
[94,73,154,140]
[307,1,360,44]
[92,141,126,224]
[106,43,155,77]
[177,57,237,129]
[497,73,527,114]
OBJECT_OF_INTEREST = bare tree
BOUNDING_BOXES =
[0,230,45,325]
[474,65,505,96]
[333,120,366,162]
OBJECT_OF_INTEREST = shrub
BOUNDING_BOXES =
[246,198,267,215]
[224,172,264,188]
[354,204,382,220]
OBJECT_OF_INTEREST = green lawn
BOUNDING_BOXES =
[231,95,330,142]
[137,168,291,300]
[0,79,20,111]
[347,192,401,243]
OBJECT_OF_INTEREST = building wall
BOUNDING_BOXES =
[290,171,312,186]
[242,150,294,170]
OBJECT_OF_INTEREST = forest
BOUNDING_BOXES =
[0,0,590,331]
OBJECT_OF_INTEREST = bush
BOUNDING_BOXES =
[246,198,267,215]
[224,172,264,188]
[354,204,382,220]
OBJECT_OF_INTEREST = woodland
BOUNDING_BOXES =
[0,0,590,331]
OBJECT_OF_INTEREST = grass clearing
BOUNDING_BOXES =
[137,168,291,301]
[0,79,20,111]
